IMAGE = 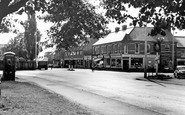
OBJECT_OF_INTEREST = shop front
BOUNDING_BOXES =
[93,55,104,68]
[110,54,122,69]
[84,55,92,68]
[122,54,156,71]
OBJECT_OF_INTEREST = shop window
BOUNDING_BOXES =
[116,59,121,67]
[131,58,143,69]
[111,59,116,66]
[107,58,110,65]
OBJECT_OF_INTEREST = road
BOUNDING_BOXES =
[15,68,185,115]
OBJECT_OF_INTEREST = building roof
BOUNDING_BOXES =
[93,27,174,46]
[175,36,185,47]
[128,27,173,42]
[93,27,133,46]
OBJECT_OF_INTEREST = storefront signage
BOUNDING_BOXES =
[122,54,155,58]
[111,53,121,58]
[84,56,92,60]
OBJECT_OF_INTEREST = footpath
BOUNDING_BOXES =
[136,74,185,86]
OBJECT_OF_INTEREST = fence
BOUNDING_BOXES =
[0,60,36,70]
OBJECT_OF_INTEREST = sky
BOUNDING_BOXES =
[0,0,185,46]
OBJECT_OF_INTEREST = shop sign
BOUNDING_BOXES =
[98,55,103,58]
[84,56,92,60]
[122,54,155,58]
[111,53,121,58]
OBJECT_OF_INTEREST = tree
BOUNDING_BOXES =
[102,0,185,35]
[43,0,109,50]
[2,33,28,59]
[0,0,109,50]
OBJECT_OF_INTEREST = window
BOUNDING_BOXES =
[165,44,170,50]
[101,45,107,54]
[95,46,100,54]
[128,43,135,54]
[116,59,121,67]
[111,59,116,66]
[106,58,110,65]
[124,45,128,54]
[147,44,150,53]
[118,43,123,53]
[135,43,139,54]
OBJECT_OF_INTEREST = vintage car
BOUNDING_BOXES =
[174,65,185,79]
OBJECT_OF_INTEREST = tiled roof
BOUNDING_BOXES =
[93,27,133,46]
[129,27,173,42]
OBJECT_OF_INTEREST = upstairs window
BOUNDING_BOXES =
[165,44,170,51]
[147,44,150,54]
[135,43,139,54]
[124,45,128,54]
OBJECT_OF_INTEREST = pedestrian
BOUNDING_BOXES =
[91,62,95,72]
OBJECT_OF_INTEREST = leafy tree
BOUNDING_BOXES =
[0,0,109,50]
[102,0,185,35]
[44,0,109,50]
[2,33,28,59]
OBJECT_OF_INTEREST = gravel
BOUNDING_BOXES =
[0,80,100,115]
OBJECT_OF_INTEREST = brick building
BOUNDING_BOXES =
[92,27,175,71]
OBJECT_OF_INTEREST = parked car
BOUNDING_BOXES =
[174,65,185,78]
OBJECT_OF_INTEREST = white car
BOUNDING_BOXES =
[174,65,185,79]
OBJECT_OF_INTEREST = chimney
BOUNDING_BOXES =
[115,27,120,32]
[122,25,127,30]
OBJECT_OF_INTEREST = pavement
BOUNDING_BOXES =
[136,74,185,86]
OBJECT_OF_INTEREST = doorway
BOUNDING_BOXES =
[123,60,129,70]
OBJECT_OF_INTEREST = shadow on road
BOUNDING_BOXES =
[136,77,166,87]
[146,78,166,87]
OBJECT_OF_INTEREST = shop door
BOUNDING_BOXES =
[123,60,129,70]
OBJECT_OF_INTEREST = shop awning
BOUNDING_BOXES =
[93,57,102,62]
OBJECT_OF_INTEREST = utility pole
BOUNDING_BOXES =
[172,30,175,71]
[144,26,148,78]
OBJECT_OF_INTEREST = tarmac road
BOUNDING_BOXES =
[15,68,185,115]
